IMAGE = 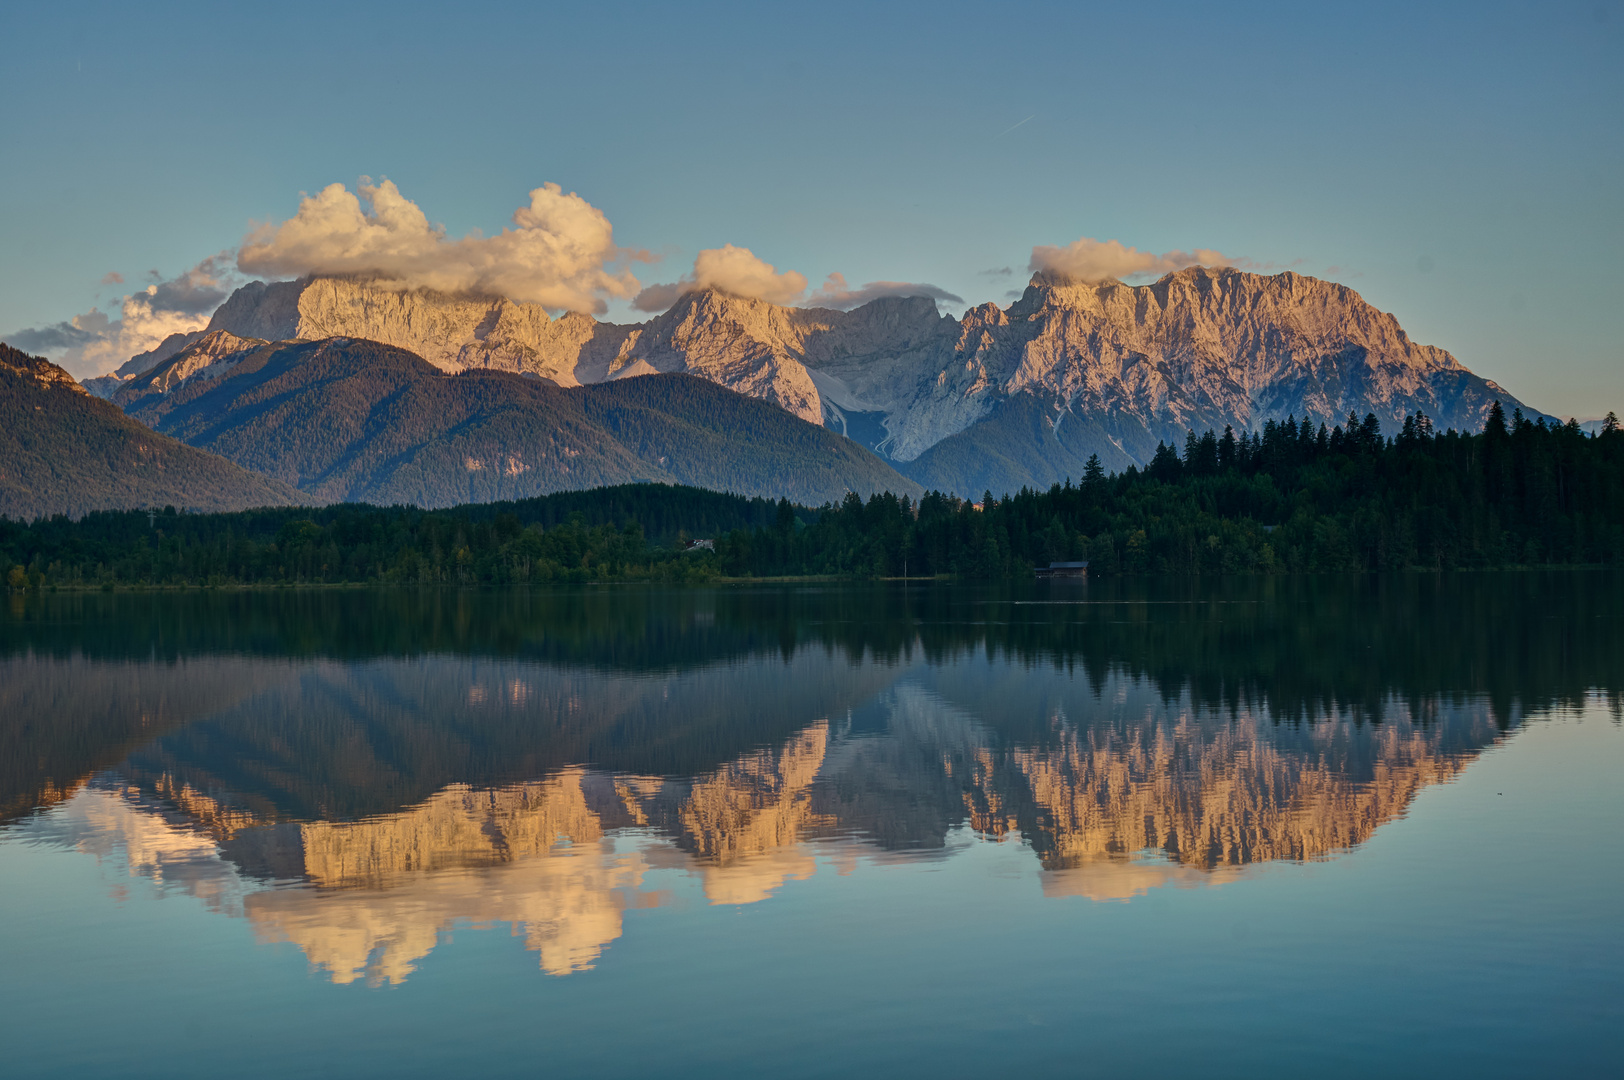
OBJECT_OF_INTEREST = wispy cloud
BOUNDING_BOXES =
[1229,256,1306,273]
[997,115,1036,138]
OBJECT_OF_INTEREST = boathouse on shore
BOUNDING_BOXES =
[1035,561,1089,578]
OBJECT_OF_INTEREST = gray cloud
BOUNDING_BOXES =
[630,281,685,312]
[144,253,235,314]
[978,266,1013,277]
[7,311,108,354]
[806,274,963,311]
[1229,256,1307,273]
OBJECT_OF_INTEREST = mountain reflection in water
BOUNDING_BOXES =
[4,575,1621,985]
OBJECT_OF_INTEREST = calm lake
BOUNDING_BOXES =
[2,575,1620,1078]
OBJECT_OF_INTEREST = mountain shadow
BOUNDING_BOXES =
[117,335,922,507]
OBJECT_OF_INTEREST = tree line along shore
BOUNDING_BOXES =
[4,406,1620,589]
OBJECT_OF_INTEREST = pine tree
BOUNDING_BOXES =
[1083,454,1105,485]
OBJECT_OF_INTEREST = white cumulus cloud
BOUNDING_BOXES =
[632,244,808,311]
[1028,237,1229,283]
[237,178,644,313]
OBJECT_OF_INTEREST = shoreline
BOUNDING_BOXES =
[4,563,1616,595]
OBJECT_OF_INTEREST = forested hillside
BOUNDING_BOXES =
[0,484,791,589]
[2,405,1619,587]
[0,343,304,520]
[715,405,1622,578]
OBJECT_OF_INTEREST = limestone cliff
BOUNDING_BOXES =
[82,328,209,398]
[196,275,637,381]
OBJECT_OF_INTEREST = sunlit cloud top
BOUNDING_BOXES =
[237,178,646,314]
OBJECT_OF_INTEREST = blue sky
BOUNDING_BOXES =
[1,0,1619,415]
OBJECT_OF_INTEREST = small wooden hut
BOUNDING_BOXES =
[1035,561,1089,578]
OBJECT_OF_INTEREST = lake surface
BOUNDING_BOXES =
[2,575,1620,1078]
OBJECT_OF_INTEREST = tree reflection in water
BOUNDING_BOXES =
[4,573,1621,983]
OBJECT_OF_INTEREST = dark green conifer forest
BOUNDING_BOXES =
[2,406,1619,587]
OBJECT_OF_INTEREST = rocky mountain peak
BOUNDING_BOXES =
[821,294,954,346]
[186,328,263,360]
[112,328,271,406]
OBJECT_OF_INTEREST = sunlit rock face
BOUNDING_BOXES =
[892,265,1532,463]
[602,290,838,423]
[106,330,266,409]
[115,266,1540,484]
[990,268,1483,435]
[201,276,577,376]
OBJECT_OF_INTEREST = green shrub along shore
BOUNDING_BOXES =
[3,406,1621,589]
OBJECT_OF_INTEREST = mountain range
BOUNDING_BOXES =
[86,266,1544,497]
